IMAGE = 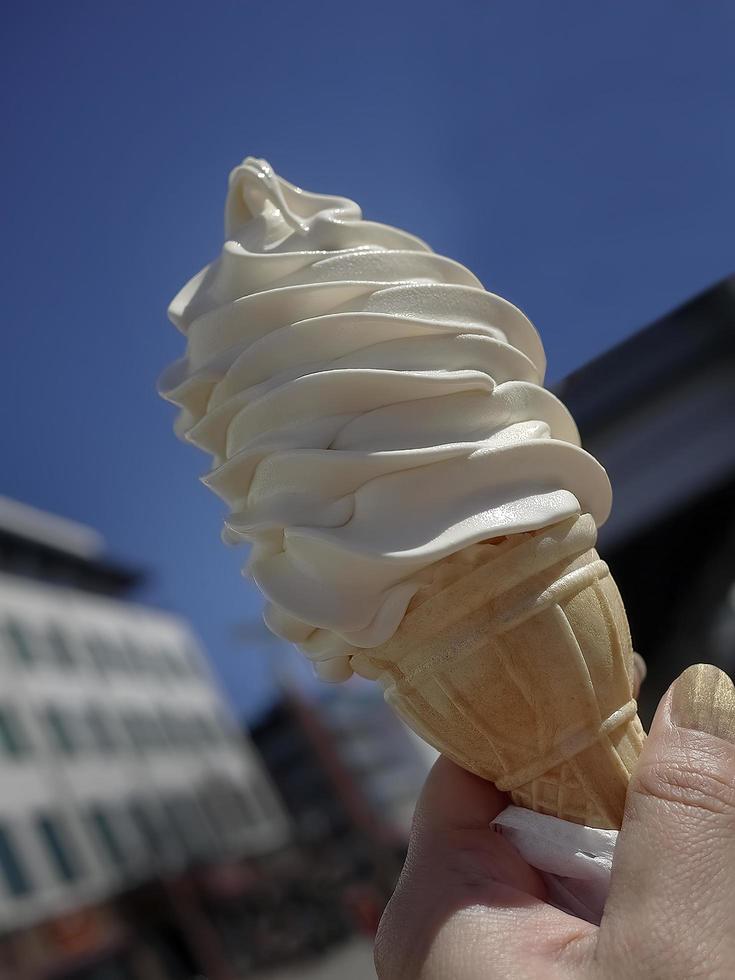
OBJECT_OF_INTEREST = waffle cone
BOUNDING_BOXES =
[349,514,645,829]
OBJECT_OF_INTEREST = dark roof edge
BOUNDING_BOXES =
[555,274,735,434]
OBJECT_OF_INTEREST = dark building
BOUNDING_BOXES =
[252,698,356,848]
[250,685,434,941]
[558,275,735,720]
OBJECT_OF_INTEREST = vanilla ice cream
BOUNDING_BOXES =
[160,158,611,680]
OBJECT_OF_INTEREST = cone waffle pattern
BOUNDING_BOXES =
[350,514,645,829]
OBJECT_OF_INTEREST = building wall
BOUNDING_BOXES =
[0,571,289,935]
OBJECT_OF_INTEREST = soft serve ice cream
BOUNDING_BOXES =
[160,158,611,681]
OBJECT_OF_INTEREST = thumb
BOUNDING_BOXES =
[598,664,735,976]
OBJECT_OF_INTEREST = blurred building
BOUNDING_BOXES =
[0,497,289,979]
[253,683,435,846]
[318,685,437,841]
[557,274,735,720]
[251,682,436,940]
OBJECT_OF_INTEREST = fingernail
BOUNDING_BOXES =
[671,664,735,743]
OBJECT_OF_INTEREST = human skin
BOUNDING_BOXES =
[375,662,735,979]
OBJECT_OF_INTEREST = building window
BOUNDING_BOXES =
[146,715,166,751]
[86,636,113,675]
[88,806,126,869]
[0,822,33,897]
[0,706,30,758]
[46,626,75,668]
[108,639,126,673]
[197,792,227,838]
[44,706,76,755]
[194,716,215,748]
[156,711,173,751]
[85,707,117,753]
[128,801,162,857]
[149,649,166,679]
[35,814,82,883]
[128,799,182,864]
[120,714,140,753]
[160,800,191,856]
[122,712,162,753]
[121,638,144,673]
[114,640,134,674]
[159,712,181,750]
[4,618,35,666]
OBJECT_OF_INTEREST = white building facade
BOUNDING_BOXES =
[0,502,288,939]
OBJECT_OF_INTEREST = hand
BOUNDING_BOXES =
[375,662,735,979]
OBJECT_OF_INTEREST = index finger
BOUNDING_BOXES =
[375,757,594,980]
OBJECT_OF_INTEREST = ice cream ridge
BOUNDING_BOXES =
[160,157,645,830]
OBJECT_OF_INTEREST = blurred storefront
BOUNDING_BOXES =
[0,497,290,979]
[557,275,735,721]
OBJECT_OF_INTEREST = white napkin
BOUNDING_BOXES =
[492,805,617,925]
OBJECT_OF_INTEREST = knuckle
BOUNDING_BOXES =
[631,757,735,817]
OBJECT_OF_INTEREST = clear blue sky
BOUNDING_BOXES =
[2,1,734,719]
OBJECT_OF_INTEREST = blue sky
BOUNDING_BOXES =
[2,1,734,719]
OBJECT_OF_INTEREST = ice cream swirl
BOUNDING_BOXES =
[160,158,611,680]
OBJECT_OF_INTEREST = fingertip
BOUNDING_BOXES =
[642,662,735,747]
[409,759,546,899]
[416,756,510,833]
[669,663,735,744]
